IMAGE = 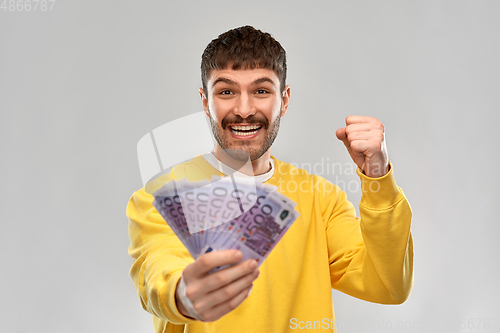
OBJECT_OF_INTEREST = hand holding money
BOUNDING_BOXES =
[176,250,259,322]
[152,176,299,320]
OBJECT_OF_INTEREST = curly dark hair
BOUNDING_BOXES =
[201,26,287,95]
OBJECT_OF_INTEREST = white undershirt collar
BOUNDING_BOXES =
[202,152,275,182]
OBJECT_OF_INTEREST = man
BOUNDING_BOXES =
[127,26,413,333]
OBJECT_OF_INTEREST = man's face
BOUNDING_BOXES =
[200,67,290,162]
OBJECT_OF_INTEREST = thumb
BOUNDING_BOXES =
[335,127,349,147]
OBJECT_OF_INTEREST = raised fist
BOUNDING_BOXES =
[335,116,389,178]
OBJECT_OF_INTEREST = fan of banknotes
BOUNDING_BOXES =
[152,176,299,266]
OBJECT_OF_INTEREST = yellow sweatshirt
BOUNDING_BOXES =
[127,155,413,333]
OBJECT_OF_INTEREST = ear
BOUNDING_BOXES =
[199,88,209,118]
[280,85,291,117]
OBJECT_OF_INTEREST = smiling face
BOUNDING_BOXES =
[200,67,290,163]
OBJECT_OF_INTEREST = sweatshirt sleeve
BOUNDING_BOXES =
[127,187,197,325]
[326,163,414,304]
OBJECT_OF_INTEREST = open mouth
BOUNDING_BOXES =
[229,124,263,136]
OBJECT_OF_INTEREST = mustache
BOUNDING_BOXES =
[221,115,270,129]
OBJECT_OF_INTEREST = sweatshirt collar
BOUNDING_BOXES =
[201,152,275,182]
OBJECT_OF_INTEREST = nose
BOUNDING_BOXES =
[233,92,255,118]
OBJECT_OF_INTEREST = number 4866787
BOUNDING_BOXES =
[1,0,56,11]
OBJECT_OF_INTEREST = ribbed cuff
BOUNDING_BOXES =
[357,162,402,209]
[177,276,204,321]
[165,270,198,324]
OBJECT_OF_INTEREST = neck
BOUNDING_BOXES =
[212,146,272,176]
[250,150,272,175]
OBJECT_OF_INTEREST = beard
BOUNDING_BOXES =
[208,108,281,162]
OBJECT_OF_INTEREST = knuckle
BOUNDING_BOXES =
[192,301,203,313]
[347,131,357,139]
[198,255,211,268]
[351,141,361,151]
[215,273,228,285]
[227,298,239,310]
[223,287,233,298]
[185,286,197,300]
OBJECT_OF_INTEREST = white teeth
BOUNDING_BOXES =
[231,125,261,130]
[230,128,260,136]
[229,124,262,136]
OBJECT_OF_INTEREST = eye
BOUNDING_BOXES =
[256,89,269,94]
[220,90,233,95]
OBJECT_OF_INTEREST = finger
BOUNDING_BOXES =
[345,123,378,135]
[199,285,254,322]
[201,259,258,294]
[195,267,259,314]
[335,127,349,146]
[345,130,382,142]
[185,259,257,302]
[349,139,381,155]
[185,250,243,279]
[345,115,380,125]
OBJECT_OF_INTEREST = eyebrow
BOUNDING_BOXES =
[212,77,237,87]
[253,77,276,87]
[211,77,276,88]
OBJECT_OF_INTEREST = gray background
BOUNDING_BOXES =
[1,0,498,332]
